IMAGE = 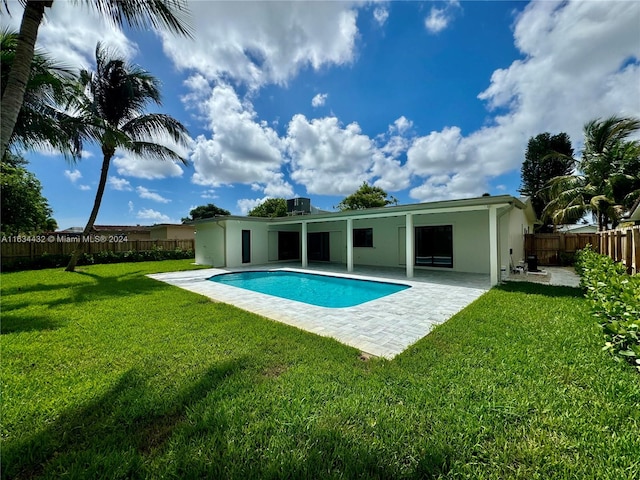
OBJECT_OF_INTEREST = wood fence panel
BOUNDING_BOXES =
[1,238,194,269]
[525,233,600,266]
[596,225,640,275]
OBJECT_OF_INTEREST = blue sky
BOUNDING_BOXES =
[4,1,639,228]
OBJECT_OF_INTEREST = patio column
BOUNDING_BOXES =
[346,217,354,272]
[405,213,414,278]
[489,206,498,286]
[301,221,308,268]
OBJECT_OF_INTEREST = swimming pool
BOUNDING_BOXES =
[208,270,410,308]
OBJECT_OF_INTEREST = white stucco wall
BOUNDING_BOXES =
[224,220,270,267]
[195,222,225,266]
[193,199,531,277]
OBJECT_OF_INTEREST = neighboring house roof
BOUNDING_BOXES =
[92,225,151,234]
[555,224,598,233]
[149,223,194,230]
[191,195,530,224]
[58,225,151,234]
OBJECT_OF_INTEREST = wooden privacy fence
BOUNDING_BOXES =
[598,225,640,275]
[1,238,194,268]
[525,233,600,266]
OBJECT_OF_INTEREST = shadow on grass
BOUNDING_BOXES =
[0,314,63,334]
[498,281,583,298]
[2,358,248,480]
[3,270,172,313]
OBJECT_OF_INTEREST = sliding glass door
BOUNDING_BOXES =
[415,225,453,268]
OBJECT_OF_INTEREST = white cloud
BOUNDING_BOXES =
[237,198,263,215]
[128,201,134,213]
[408,0,640,202]
[286,114,375,195]
[190,84,290,197]
[311,93,328,107]
[200,189,218,199]
[113,153,184,179]
[108,176,133,191]
[161,2,359,89]
[64,169,82,183]
[79,185,91,191]
[136,208,173,223]
[424,1,460,34]
[136,186,171,203]
[373,7,389,27]
[409,173,485,203]
[4,1,137,71]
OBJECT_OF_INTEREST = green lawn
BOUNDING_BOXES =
[2,260,639,479]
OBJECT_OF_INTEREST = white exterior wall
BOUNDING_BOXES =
[195,222,225,266]
[224,220,270,267]
[193,198,531,277]
[508,207,532,266]
[353,211,491,274]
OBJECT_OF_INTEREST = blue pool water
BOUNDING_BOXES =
[208,270,410,308]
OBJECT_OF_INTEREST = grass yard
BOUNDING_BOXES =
[1,260,639,479]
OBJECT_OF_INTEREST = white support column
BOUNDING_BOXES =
[301,221,308,268]
[346,217,354,272]
[405,213,414,278]
[489,206,498,286]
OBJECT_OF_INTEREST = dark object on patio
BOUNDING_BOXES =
[527,255,539,272]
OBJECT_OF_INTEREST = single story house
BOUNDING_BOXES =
[192,195,536,286]
[149,223,195,240]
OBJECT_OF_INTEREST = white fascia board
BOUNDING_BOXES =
[270,203,513,226]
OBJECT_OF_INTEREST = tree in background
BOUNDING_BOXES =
[182,204,231,222]
[336,182,398,211]
[0,0,192,160]
[544,116,640,230]
[1,28,87,159]
[519,132,574,228]
[248,198,287,218]
[65,43,190,272]
[1,152,57,235]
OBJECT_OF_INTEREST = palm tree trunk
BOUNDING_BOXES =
[65,151,113,272]
[0,0,53,159]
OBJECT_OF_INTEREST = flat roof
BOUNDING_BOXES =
[190,195,526,225]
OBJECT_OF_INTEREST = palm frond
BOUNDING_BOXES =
[83,0,193,38]
[121,113,189,145]
[126,141,188,164]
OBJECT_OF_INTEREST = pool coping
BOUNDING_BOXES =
[148,266,491,359]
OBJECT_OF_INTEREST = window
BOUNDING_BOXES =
[353,228,373,248]
[415,225,453,268]
[241,230,251,263]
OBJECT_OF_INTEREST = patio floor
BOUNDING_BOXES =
[149,264,490,358]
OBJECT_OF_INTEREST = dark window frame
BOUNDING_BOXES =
[414,225,453,268]
[353,227,373,248]
[241,229,251,264]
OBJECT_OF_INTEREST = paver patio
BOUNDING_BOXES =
[149,264,491,358]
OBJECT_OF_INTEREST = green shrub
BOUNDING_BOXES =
[1,249,194,272]
[558,251,576,266]
[575,246,640,371]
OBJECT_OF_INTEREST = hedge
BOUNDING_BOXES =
[1,248,194,272]
[575,246,640,372]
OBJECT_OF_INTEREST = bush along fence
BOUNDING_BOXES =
[575,247,640,372]
[1,238,194,271]
[597,225,640,275]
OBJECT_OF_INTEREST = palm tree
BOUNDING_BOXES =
[0,0,192,160]
[544,116,640,230]
[1,28,86,159]
[65,42,189,271]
